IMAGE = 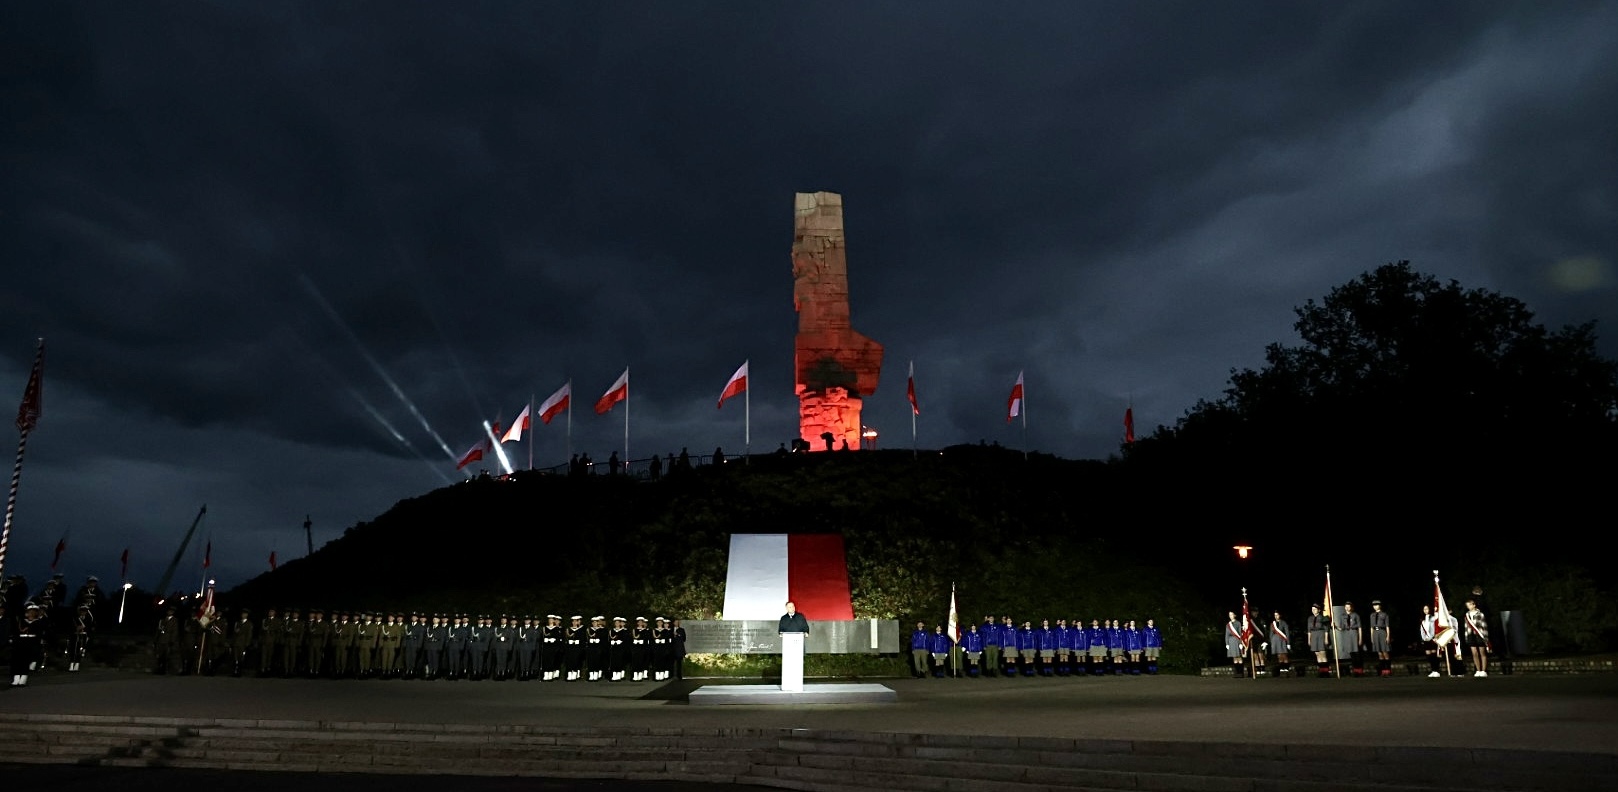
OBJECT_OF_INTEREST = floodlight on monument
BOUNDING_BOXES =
[1234,545,1252,560]
[862,425,878,449]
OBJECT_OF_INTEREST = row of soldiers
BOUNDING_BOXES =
[154,607,687,681]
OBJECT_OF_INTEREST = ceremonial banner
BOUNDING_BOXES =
[721,533,855,621]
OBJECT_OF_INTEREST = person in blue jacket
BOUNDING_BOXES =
[1035,619,1057,676]
[1001,616,1020,678]
[1124,620,1145,674]
[1142,618,1163,674]
[980,616,1000,678]
[1086,619,1107,676]
[929,625,953,677]
[1106,619,1126,675]
[960,623,985,677]
[1017,620,1038,677]
[910,621,930,678]
[1054,619,1074,676]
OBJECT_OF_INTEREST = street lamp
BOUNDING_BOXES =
[118,582,133,624]
[1233,545,1252,560]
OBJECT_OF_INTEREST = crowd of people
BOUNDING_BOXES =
[151,607,690,683]
[909,616,1164,678]
[1224,595,1495,679]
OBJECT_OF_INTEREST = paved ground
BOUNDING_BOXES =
[5,668,1617,756]
[0,764,776,792]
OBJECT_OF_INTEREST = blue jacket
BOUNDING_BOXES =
[980,621,1001,646]
[961,630,985,653]
[1036,627,1057,651]
[1016,627,1037,651]
[1088,627,1107,648]
[1124,628,1144,653]
[1055,626,1074,651]
[1106,626,1124,650]
[1143,625,1162,649]
[929,632,953,654]
[910,629,930,651]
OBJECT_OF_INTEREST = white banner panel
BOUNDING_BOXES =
[722,534,789,620]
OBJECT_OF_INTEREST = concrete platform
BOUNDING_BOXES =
[689,682,896,706]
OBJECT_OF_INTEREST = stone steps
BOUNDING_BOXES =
[1,714,1613,792]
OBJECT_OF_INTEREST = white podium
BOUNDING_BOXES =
[780,632,805,692]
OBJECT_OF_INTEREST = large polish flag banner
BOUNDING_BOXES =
[721,534,855,621]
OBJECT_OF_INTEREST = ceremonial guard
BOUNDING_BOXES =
[1306,604,1331,677]
[153,605,181,674]
[960,622,985,677]
[333,612,358,677]
[1336,602,1364,677]
[1224,611,1248,678]
[1419,604,1445,677]
[541,614,563,681]
[446,614,469,680]
[1142,618,1162,674]
[608,616,629,681]
[670,618,687,680]
[980,616,1001,678]
[1369,601,1392,677]
[471,615,495,680]
[493,615,515,680]
[380,613,404,678]
[564,615,587,681]
[68,603,94,672]
[909,621,930,678]
[10,603,45,687]
[181,608,203,675]
[588,616,608,681]
[651,617,672,681]
[204,607,229,675]
[361,613,383,677]
[282,608,305,677]
[517,615,539,680]
[258,608,281,676]
[423,614,447,679]
[1124,620,1144,674]
[402,612,425,678]
[305,610,331,678]
[1086,619,1107,676]
[629,616,651,681]
[1268,611,1292,677]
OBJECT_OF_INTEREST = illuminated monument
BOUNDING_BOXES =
[792,192,883,450]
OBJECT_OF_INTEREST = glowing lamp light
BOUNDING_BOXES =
[123,582,133,590]
[861,425,878,449]
[1233,545,1252,560]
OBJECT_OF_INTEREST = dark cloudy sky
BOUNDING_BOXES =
[3,2,1615,589]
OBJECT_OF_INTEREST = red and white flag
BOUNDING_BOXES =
[197,582,216,623]
[1006,371,1024,422]
[719,534,855,621]
[907,360,920,416]
[501,404,531,443]
[456,437,490,470]
[202,540,212,570]
[50,536,67,570]
[269,551,278,572]
[1432,571,1457,647]
[15,338,43,434]
[538,382,571,425]
[946,584,959,643]
[1124,407,1136,444]
[594,369,628,414]
[717,361,748,409]
[1240,590,1257,645]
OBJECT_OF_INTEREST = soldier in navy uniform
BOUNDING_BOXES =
[472,615,496,680]
[629,616,651,681]
[423,614,447,679]
[446,614,469,680]
[586,616,608,681]
[651,617,672,681]
[493,615,515,680]
[66,603,94,672]
[541,614,563,681]
[563,615,587,680]
[10,603,46,687]
[401,612,425,679]
[517,616,539,680]
[1369,600,1392,677]
[608,616,629,681]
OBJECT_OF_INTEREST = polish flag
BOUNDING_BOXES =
[456,438,489,470]
[946,585,959,643]
[907,360,919,416]
[1006,371,1024,422]
[717,361,748,408]
[594,369,628,414]
[51,536,67,570]
[1433,572,1457,647]
[269,551,278,572]
[720,534,855,621]
[538,382,571,425]
[1124,407,1136,444]
[501,404,531,443]
[202,540,212,570]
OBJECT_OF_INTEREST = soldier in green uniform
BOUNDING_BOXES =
[305,609,331,678]
[357,612,380,677]
[230,608,255,676]
[282,608,305,677]
[258,608,281,676]
[379,612,404,678]
[331,612,357,677]
[153,605,182,674]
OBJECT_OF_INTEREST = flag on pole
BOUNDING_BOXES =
[538,382,571,424]
[717,361,748,408]
[1240,590,1257,645]
[197,581,216,623]
[456,437,490,470]
[202,540,211,570]
[1006,371,1024,422]
[1432,571,1457,647]
[946,584,959,643]
[15,338,43,433]
[51,536,66,570]
[269,551,278,571]
[120,548,129,581]
[1124,407,1136,444]
[907,360,920,415]
[594,369,628,414]
[501,405,530,443]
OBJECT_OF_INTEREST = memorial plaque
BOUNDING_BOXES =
[682,619,899,654]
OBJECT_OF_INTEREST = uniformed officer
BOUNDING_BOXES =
[306,609,332,677]
[1336,602,1364,677]
[446,614,469,680]
[227,608,254,676]
[586,616,607,681]
[1307,604,1331,677]
[538,614,561,681]
[10,603,46,687]
[282,608,305,677]
[1369,600,1392,677]
[423,614,447,679]
[471,615,495,680]
[153,605,181,674]
[68,603,95,672]
[608,616,629,680]
[563,615,587,681]
[258,608,282,676]
[629,616,651,681]
[379,613,404,678]
[651,617,673,681]
[517,615,539,680]
[402,612,425,678]
[331,611,357,677]
[493,615,515,680]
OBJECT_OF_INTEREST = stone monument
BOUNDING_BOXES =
[792,191,883,450]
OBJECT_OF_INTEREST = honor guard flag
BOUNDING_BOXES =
[501,404,531,443]
[720,534,855,621]
[15,338,43,433]
[947,585,959,643]
[538,382,571,424]
[1006,371,1024,422]
[594,369,628,414]
[1432,571,1457,646]
[717,361,748,408]
[1240,591,1257,644]
[907,360,920,415]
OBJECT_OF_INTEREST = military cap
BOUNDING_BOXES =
[635,616,647,622]
[1371,600,1383,606]
[613,616,626,622]
[592,615,604,621]
[655,616,667,623]
[547,613,560,619]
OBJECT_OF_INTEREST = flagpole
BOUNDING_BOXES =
[0,337,44,583]
[1020,384,1028,461]
[623,366,630,471]
[909,360,917,460]
[743,359,750,464]
[1327,564,1340,679]
[527,393,534,471]
[565,379,573,464]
